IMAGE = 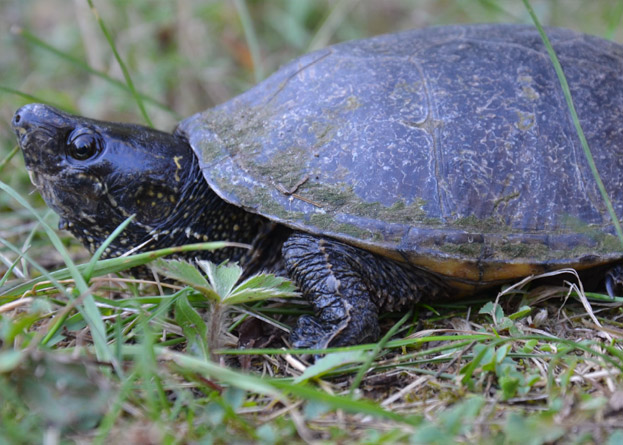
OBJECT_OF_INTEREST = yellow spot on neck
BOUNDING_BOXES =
[173,156,183,182]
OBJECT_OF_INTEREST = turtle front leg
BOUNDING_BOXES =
[282,232,447,349]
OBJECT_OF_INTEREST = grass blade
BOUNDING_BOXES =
[604,1,623,40]
[0,235,71,298]
[0,241,241,299]
[349,310,413,395]
[0,86,69,110]
[83,215,134,281]
[13,28,176,116]
[270,378,418,425]
[523,0,623,248]
[307,0,358,51]
[86,0,153,127]
[234,0,264,82]
[136,345,419,425]
[0,144,20,174]
[0,180,112,366]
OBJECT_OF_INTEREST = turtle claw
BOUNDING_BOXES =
[290,315,349,350]
[290,309,382,350]
[605,265,623,298]
[606,274,615,299]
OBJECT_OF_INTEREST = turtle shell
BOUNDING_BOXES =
[177,24,623,287]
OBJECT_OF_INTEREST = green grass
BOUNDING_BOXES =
[2,0,623,443]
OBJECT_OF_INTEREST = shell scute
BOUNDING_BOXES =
[177,24,623,281]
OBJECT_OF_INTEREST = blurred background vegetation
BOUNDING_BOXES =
[2,1,621,127]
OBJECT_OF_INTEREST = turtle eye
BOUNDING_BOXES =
[67,129,101,161]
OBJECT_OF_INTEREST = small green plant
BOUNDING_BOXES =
[457,302,541,399]
[152,259,298,360]
[409,396,485,444]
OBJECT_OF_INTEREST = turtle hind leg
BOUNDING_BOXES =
[605,264,623,297]
[282,232,447,349]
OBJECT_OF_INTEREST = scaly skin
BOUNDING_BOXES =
[12,103,264,264]
[14,103,623,349]
[283,233,448,348]
[11,103,450,348]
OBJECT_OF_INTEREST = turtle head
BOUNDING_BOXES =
[12,103,202,256]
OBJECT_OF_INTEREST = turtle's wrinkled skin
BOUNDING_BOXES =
[12,24,623,348]
[12,105,260,264]
[13,104,444,348]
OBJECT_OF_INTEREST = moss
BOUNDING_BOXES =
[438,242,482,258]
[492,191,520,211]
[309,95,360,148]
[304,182,354,208]
[452,214,510,233]
[190,76,623,271]
[253,144,311,190]
[311,121,337,148]
[562,216,623,253]
[498,242,550,260]
[301,181,437,226]
[309,213,374,240]
[374,198,435,225]
[516,110,535,131]
[600,233,623,251]
[344,95,361,110]
[521,85,540,101]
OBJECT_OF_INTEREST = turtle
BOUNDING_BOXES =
[12,23,623,349]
